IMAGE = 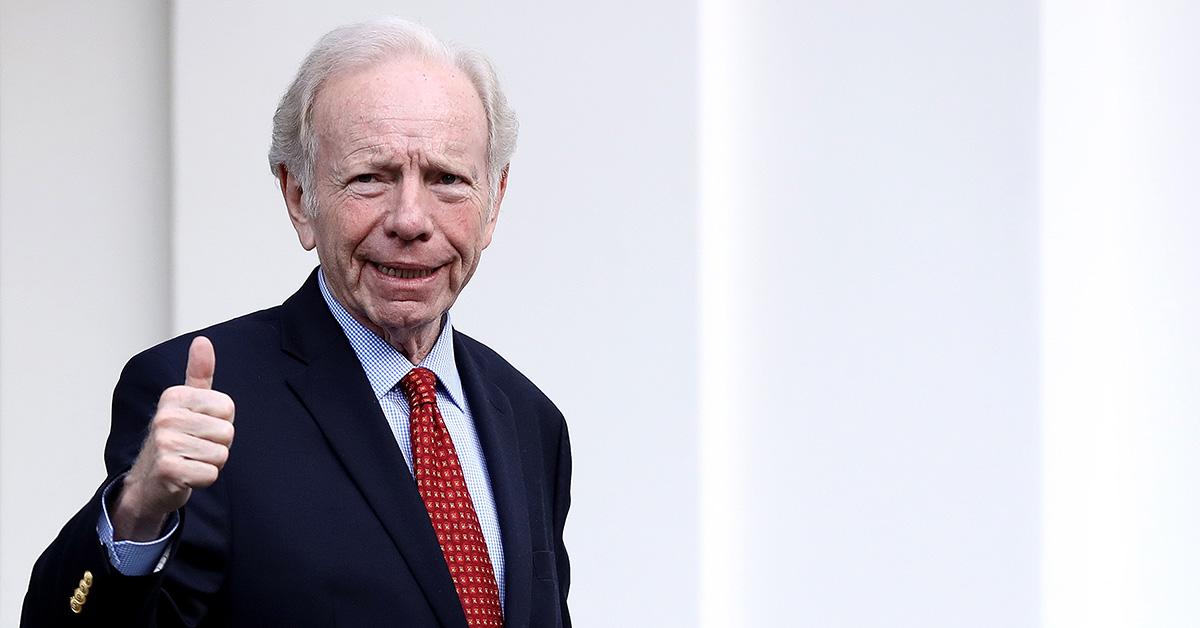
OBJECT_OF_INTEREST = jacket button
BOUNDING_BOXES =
[72,589,86,604]
[82,570,93,586]
[69,598,82,614]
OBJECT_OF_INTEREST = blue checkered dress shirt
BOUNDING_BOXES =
[98,269,507,610]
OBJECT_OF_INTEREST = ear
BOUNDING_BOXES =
[481,165,508,249]
[279,164,316,250]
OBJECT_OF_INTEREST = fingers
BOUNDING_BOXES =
[142,417,232,487]
[159,386,236,423]
[153,407,236,445]
[190,412,236,446]
[185,336,216,390]
[159,454,222,490]
[170,432,232,470]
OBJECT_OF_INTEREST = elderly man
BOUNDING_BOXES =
[22,18,571,628]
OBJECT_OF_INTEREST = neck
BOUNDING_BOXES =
[381,321,441,365]
[317,269,445,365]
[343,310,445,366]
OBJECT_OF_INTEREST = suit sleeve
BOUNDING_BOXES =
[552,415,573,628]
[21,347,230,627]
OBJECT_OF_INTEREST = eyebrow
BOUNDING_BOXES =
[341,148,479,181]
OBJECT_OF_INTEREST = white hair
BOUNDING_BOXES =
[268,17,518,216]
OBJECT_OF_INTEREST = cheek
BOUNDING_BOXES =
[450,214,487,256]
[453,239,482,273]
[315,210,373,256]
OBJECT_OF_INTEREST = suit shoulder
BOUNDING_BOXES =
[125,305,286,374]
[454,331,564,418]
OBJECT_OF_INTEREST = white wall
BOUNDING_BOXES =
[700,1,1039,626]
[0,1,170,624]
[1041,2,1200,627]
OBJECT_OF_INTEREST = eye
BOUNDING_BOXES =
[354,174,378,184]
[438,173,461,185]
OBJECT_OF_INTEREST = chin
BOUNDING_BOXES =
[370,304,442,333]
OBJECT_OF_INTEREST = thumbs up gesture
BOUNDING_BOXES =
[112,337,236,541]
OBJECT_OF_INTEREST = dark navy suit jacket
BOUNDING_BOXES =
[22,270,572,627]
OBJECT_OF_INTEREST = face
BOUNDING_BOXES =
[282,57,505,350]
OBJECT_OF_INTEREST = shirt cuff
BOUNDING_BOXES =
[95,476,179,576]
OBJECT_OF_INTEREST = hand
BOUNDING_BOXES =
[112,336,236,541]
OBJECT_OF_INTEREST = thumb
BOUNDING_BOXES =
[185,336,216,390]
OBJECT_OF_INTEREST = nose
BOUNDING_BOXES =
[382,178,434,242]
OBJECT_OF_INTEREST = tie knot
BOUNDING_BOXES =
[400,367,438,408]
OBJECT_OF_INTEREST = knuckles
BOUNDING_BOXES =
[154,454,184,481]
[148,448,226,488]
[214,392,236,421]
[150,428,181,454]
[157,386,236,421]
[151,406,184,432]
[212,421,236,446]
[211,445,230,468]
[196,464,220,487]
[158,385,191,407]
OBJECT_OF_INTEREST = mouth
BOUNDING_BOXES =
[373,262,441,279]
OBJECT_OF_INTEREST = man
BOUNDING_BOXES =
[22,17,571,628]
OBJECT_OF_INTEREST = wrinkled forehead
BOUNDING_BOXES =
[309,56,489,162]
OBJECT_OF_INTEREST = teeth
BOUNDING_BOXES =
[376,263,435,279]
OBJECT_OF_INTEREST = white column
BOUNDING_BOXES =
[700,1,1041,625]
[0,1,171,624]
[1041,2,1200,627]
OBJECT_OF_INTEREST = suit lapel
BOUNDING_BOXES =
[454,335,534,628]
[280,272,468,628]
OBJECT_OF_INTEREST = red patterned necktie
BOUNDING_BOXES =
[400,367,504,627]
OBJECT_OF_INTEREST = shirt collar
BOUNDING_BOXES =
[317,268,465,410]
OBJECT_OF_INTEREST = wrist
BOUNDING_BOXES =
[111,477,169,541]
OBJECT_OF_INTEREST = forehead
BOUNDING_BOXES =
[310,57,489,166]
